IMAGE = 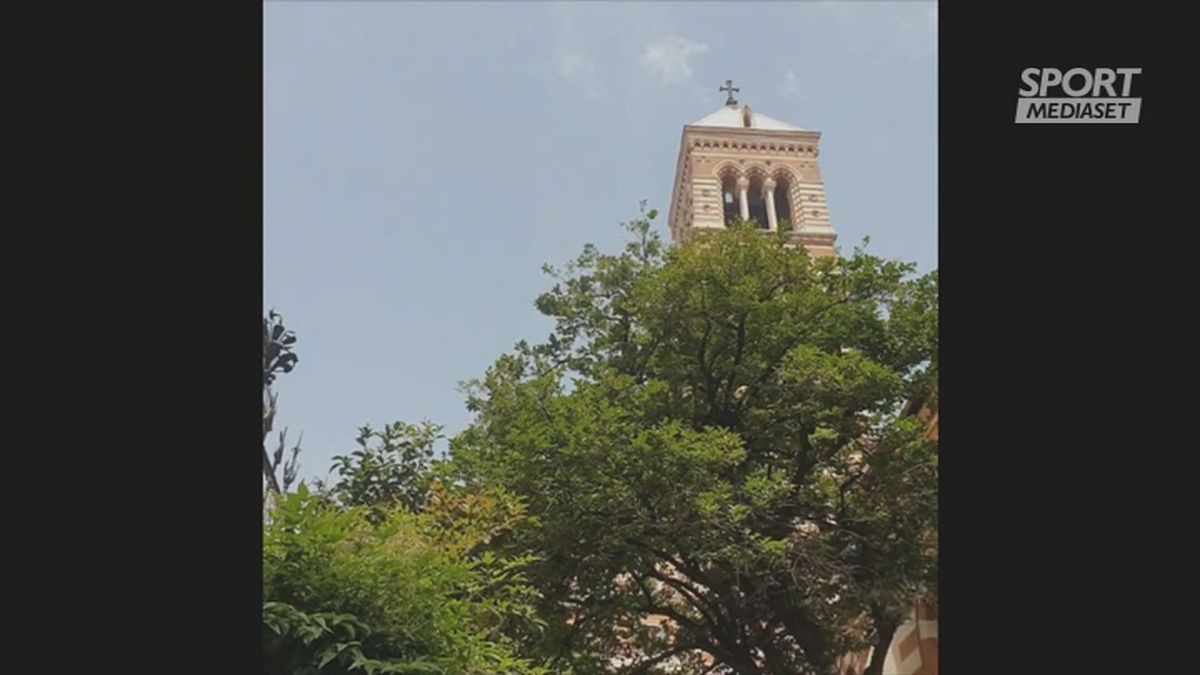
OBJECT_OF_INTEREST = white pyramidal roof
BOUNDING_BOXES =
[690,104,804,131]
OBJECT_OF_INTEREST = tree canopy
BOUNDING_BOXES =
[447,211,938,674]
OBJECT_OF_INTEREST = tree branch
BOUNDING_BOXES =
[864,605,899,675]
[778,606,835,673]
[642,568,725,640]
[628,644,700,674]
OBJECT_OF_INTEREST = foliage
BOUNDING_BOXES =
[263,484,548,675]
[330,421,443,518]
[265,310,300,387]
[264,310,303,498]
[448,210,938,674]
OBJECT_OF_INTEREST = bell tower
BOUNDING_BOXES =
[667,81,838,258]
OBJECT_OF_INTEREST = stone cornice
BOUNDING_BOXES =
[681,129,822,157]
[683,125,822,142]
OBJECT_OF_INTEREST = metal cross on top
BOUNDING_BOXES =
[720,79,740,106]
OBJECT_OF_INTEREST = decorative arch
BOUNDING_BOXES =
[712,161,743,181]
[744,164,770,181]
[769,166,800,184]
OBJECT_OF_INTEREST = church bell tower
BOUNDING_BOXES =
[667,81,838,258]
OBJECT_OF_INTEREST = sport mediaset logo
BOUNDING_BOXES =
[1016,67,1141,124]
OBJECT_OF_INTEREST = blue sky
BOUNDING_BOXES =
[264,1,937,483]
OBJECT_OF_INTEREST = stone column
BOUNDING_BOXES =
[736,176,750,221]
[763,177,778,230]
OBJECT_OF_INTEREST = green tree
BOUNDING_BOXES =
[449,210,938,674]
[263,483,548,675]
[330,421,443,519]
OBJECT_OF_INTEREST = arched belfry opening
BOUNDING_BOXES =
[773,173,793,231]
[747,175,769,229]
[720,172,740,225]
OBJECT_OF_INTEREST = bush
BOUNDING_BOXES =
[263,485,547,675]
